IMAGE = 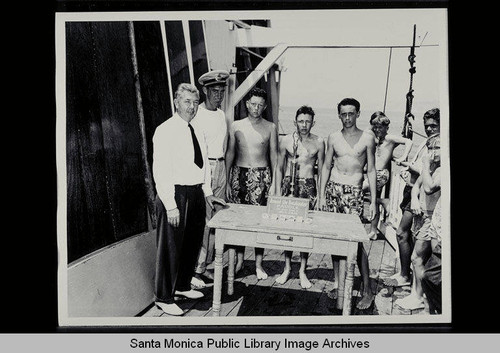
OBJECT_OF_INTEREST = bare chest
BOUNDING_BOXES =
[333,135,366,158]
[287,139,318,161]
[375,142,394,158]
[235,127,269,148]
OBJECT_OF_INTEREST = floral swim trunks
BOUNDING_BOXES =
[281,176,317,210]
[229,166,272,206]
[376,169,390,192]
[324,181,364,217]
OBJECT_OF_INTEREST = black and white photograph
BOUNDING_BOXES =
[55,8,450,326]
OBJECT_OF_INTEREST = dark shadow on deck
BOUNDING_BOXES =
[181,258,384,317]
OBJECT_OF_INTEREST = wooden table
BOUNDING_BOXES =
[207,203,369,316]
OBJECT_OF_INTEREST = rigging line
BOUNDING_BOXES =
[285,44,438,49]
[412,130,427,138]
[419,31,429,47]
[278,119,285,135]
[383,47,393,113]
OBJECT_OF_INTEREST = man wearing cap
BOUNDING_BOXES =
[152,83,225,316]
[190,70,230,289]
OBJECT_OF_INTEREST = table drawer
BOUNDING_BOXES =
[256,232,313,249]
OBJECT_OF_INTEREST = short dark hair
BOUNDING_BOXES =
[247,87,267,101]
[337,98,360,113]
[423,108,440,123]
[295,105,315,120]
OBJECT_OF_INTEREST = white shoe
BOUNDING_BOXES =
[175,289,204,299]
[191,277,207,289]
[155,302,184,316]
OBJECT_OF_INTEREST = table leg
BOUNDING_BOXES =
[212,246,224,317]
[336,259,346,310]
[342,241,358,316]
[227,247,235,295]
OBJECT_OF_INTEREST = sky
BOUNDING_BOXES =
[266,9,447,115]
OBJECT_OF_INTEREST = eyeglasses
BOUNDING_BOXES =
[339,112,357,118]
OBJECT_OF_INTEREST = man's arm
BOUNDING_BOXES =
[315,137,326,206]
[400,143,427,174]
[275,135,288,196]
[152,128,179,226]
[388,134,413,164]
[411,176,423,215]
[365,134,377,221]
[200,133,214,199]
[421,152,441,194]
[268,123,279,195]
[399,159,422,175]
[225,122,236,199]
[221,112,229,156]
[318,134,334,209]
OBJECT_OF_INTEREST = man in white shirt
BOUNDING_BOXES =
[152,83,225,316]
[190,70,230,289]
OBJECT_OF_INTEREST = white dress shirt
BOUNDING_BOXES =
[152,113,212,210]
[191,104,227,159]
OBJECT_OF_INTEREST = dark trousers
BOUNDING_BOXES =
[421,243,442,314]
[154,185,206,304]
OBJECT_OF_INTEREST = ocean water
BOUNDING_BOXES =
[276,105,427,161]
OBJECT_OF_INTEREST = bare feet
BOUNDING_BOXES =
[395,293,424,310]
[235,261,244,274]
[368,231,378,241]
[256,267,268,280]
[276,268,290,285]
[235,251,245,274]
[383,273,411,287]
[299,271,312,289]
[356,290,375,310]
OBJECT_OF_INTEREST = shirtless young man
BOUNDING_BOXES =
[396,134,441,310]
[383,108,440,288]
[225,87,278,279]
[275,105,325,289]
[363,111,413,240]
[318,98,377,310]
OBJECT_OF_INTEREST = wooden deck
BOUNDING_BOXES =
[142,221,429,318]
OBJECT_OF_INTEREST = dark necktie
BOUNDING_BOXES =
[188,123,203,169]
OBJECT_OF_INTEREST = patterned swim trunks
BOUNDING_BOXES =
[229,166,272,206]
[376,169,390,192]
[324,181,364,217]
[281,176,317,210]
